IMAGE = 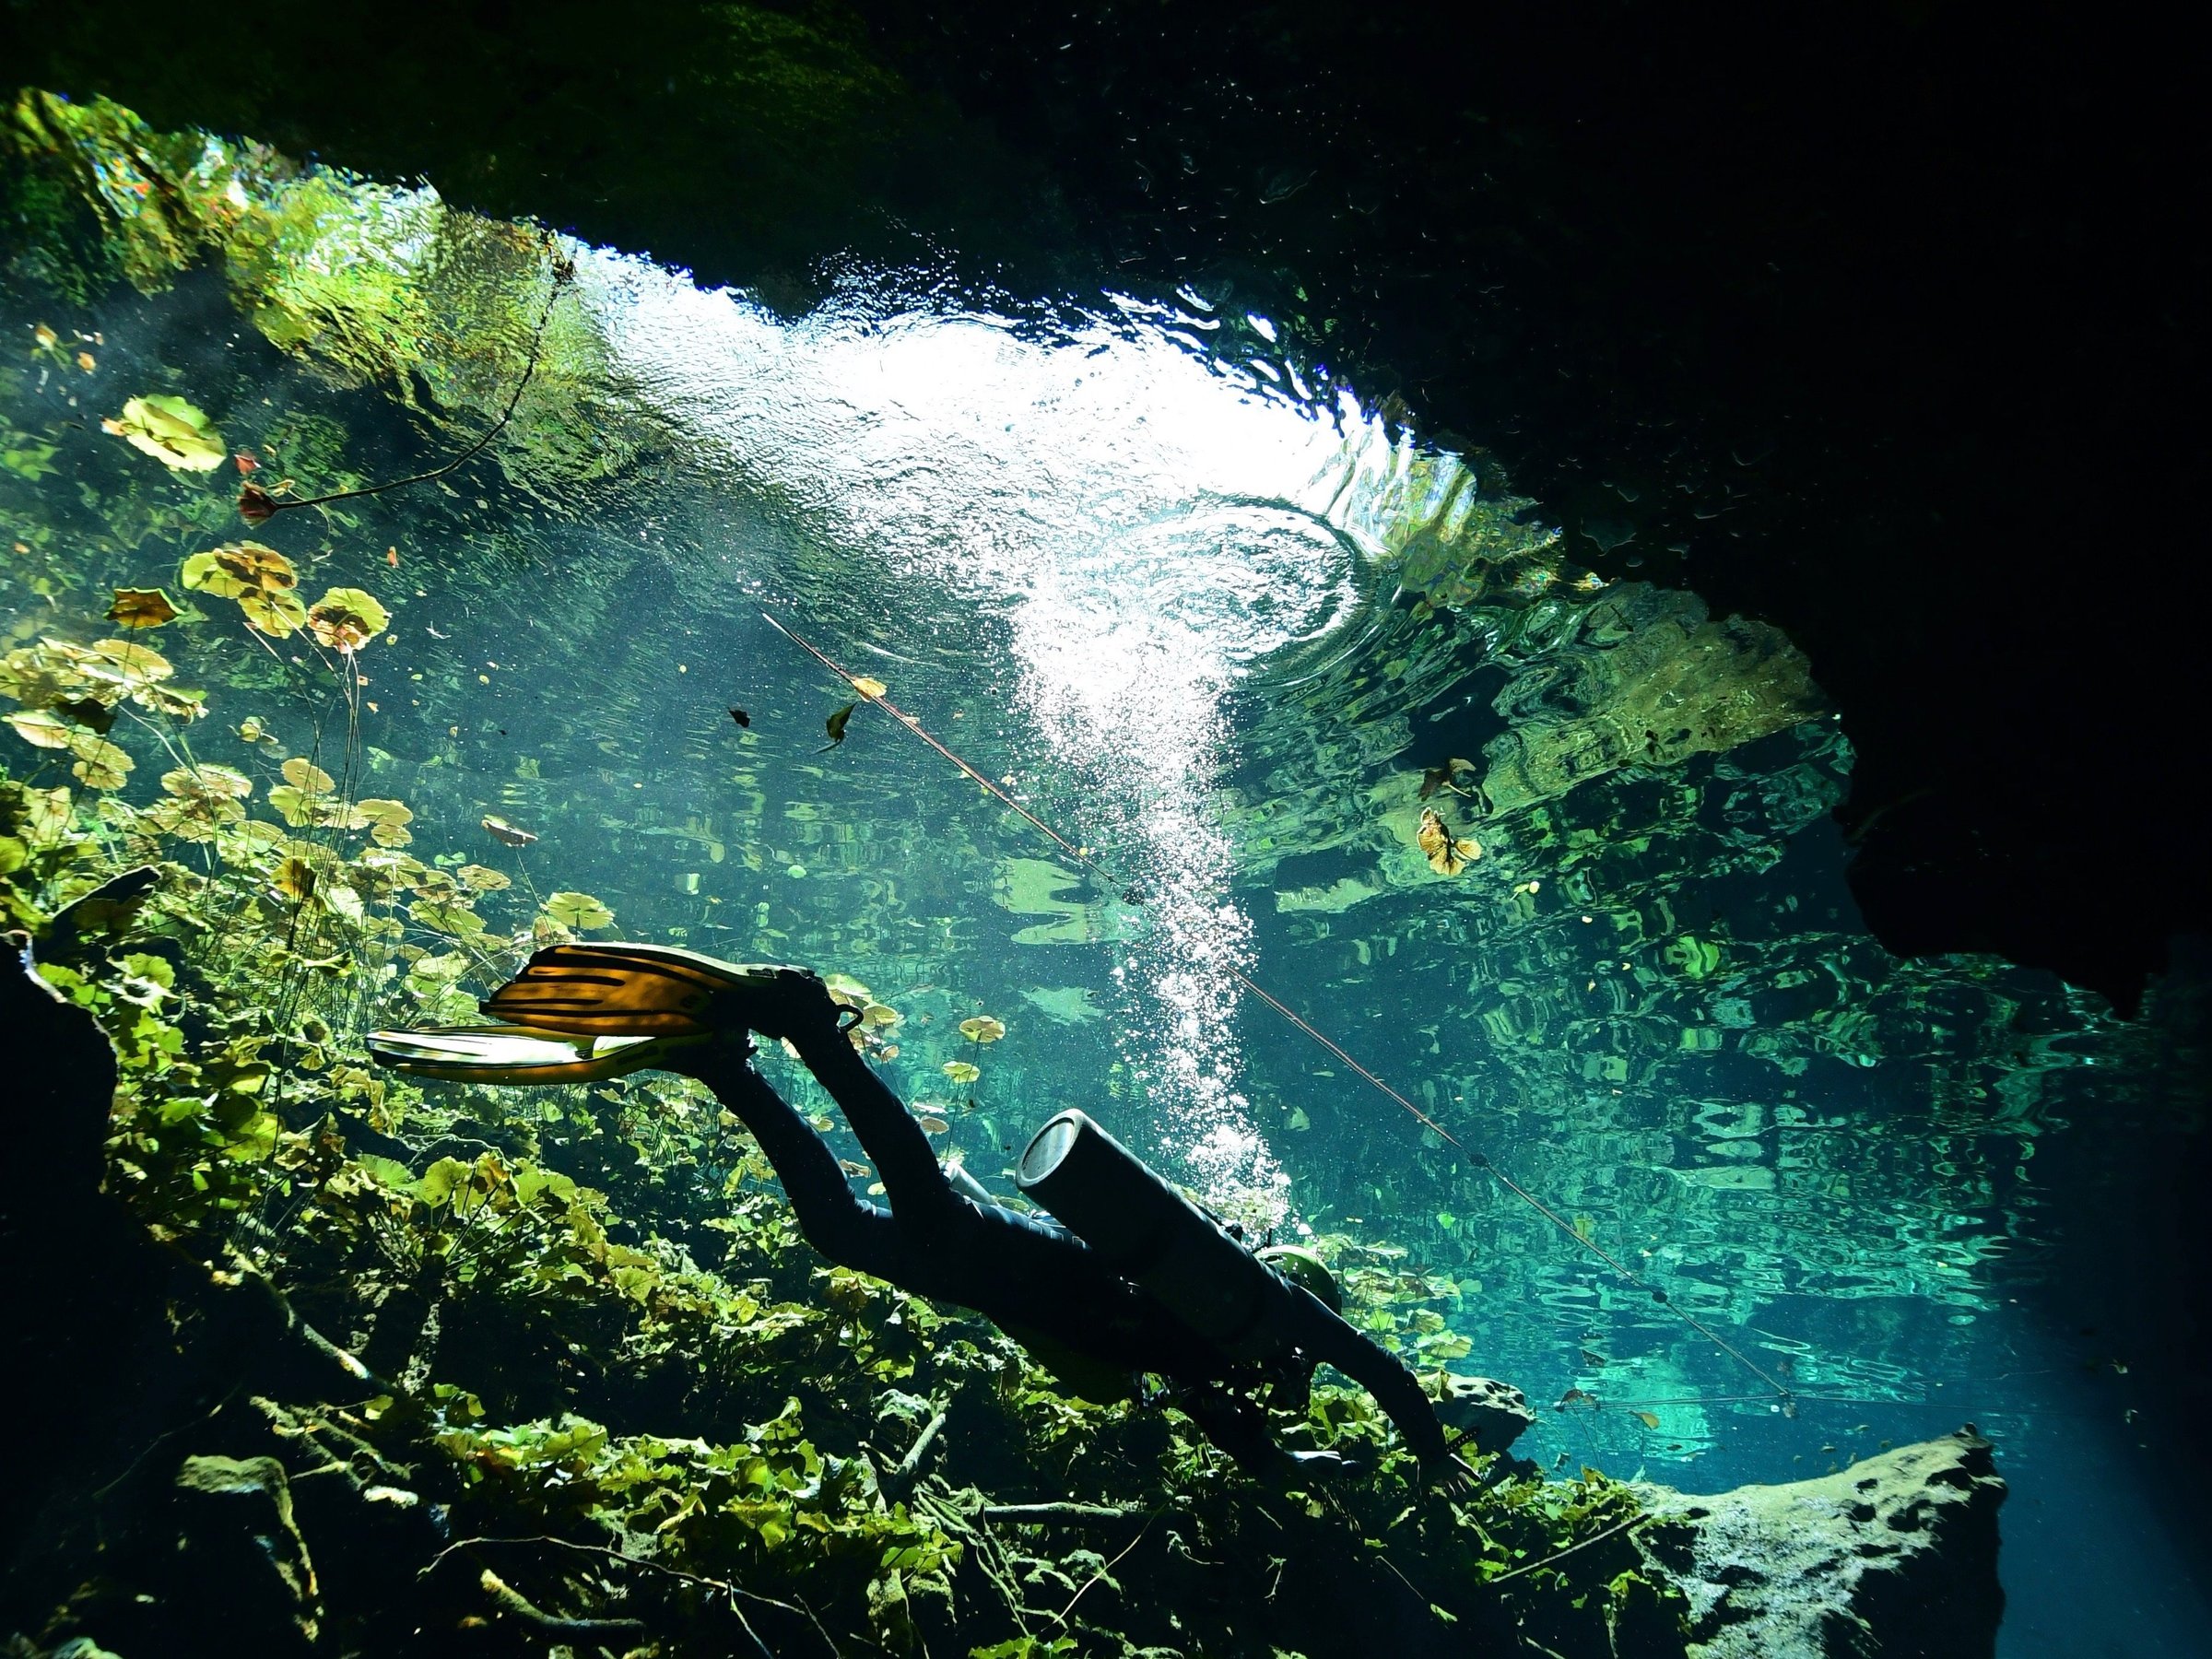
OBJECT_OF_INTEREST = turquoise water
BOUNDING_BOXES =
[4,177,2206,1652]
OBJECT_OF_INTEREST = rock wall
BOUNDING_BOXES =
[1636,1428,2006,1658]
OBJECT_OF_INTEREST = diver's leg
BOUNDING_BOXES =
[688,1046,906,1277]
[783,1013,968,1236]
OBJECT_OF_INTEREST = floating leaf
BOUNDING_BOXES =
[543,890,615,930]
[239,589,308,637]
[273,855,317,902]
[67,732,133,789]
[305,587,390,653]
[182,542,297,598]
[958,1015,1006,1043]
[483,814,536,846]
[1288,1105,1312,1132]
[5,709,73,749]
[819,701,857,750]
[184,543,306,635]
[357,797,413,846]
[727,707,750,727]
[1416,806,1481,877]
[850,676,888,698]
[135,683,206,722]
[410,900,487,937]
[457,864,512,892]
[161,763,253,801]
[1634,1410,1663,1430]
[281,757,335,793]
[942,1060,980,1085]
[106,587,179,629]
[105,394,224,470]
[860,1003,902,1028]
[86,640,172,687]
[265,785,315,827]
[237,716,279,749]
[237,484,276,524]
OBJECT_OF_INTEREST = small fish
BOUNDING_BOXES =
[386,546,400,568]
[233,452,258,474]
[917,1115,950,1135]
[839,1159,873,1179]
[818,700,857,751]
[727,707,750,728]
[482,814,537,847]
[1555,1388,1594,1410]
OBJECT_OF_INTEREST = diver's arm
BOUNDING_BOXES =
[1288,1294,1453,1469]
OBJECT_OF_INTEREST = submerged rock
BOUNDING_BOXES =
[1634,1428,2006,1658]
[1429,1371,1536,1457]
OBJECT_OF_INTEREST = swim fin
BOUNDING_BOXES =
[366,1023,686,1085]
[482,943,808,1038]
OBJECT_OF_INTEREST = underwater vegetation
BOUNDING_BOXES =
[0,84,2084,1657]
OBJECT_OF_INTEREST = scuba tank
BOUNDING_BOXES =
[1016,1109,1305,1361]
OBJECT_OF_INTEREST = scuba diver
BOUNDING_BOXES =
[371,944,1476,1490]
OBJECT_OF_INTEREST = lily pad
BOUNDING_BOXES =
[457,864,512,892]
[106,587,180,629]
[184,544,307,635]
[265,785,317,827]
[5,709,73,749]
[104,394,225,470]
[85,640,173,688]
[958,1015,1006,1044]
[280,757,335,793]
[942,1060,981,1086]
[67,732,133,790]
[305,587,390,653]
[358,797,413,846]
[410,900,488,937]
[161,763,253,801]
[239,589,309,637]
[543,890,615,930]
[182,542,298,597]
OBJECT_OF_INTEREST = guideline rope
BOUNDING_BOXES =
[761,611,1797,1412]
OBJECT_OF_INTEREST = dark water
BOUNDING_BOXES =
[4,162,2206,1653]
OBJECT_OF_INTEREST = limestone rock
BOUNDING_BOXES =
[1634,1427,2006,1658]
[1428,1372,1536,1455]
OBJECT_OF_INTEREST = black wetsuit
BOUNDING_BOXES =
[690,1026,1450,1472]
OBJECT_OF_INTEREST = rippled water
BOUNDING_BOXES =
[3,129,2199,1652]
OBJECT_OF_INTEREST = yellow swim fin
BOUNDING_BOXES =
[483,942,806,1038]
[366,1022,689,1085]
